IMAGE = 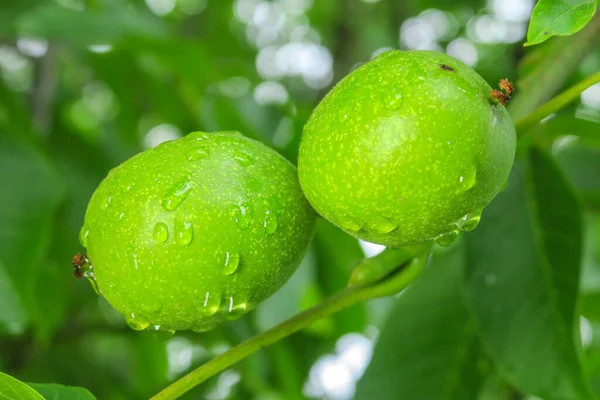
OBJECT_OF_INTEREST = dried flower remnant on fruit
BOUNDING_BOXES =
[498,79,514,96]
[72,253,89,279]
[440,64,455,72]
[490,79,515,106]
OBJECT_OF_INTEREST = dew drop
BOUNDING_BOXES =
[233,151,255,167]
[458,168,477,191]
[385,93,402,110]
[263,210,278,235]
[149,325,175,340]
[223,295,248,320]
[201,291,220,316]
[456,208,482,232]
[126,313,150,331]
[82,266,101,295]
[79,227,89,247]
[162,180,193,211]
[141,299,163,318]
[371,218,397,234]
[436,229,459,247]
[338,109,349,122]
[188,131,209,141]
[234,201,253,230]
[104,195,113,208]
[174,219,193,246]
[337,213,362,233]
[153,222,169,243]
[223,251,240,275]
[186,147,210,161]
[192,323,218,333]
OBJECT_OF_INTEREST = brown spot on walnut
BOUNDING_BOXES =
[440,64,455,72]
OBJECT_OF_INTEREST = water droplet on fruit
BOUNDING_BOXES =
[337,213,362,233]
[188,131,209,141]
[174,219,193,246]
[79,227,89,247]
[104,195,113,208]
[201,292,220,316]
[263,210,278,235]
[192,322,218,333]
[153,222,169,243]
[371,218,397,234]
[458,168,477,191]
[234,201,253,230]
[126,313,150,331]
[162,180,193,211]
[82,265,101,295]
[223,251,240,275]
[385,93,402,110]
[223,295,248,320]
[141,299,163,318]
[436,229,459,247]
[149,325,175,340]
[456,208,482,232]
[233,151,255,166]
[186,147,210,161]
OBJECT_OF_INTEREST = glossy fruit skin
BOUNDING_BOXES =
[298,50,516,247]
[80,132,315,332]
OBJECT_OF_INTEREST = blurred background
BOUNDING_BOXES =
[0,0,599,399]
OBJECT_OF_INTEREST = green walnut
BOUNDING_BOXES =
[298,50,516,247]
[79,132,315,332]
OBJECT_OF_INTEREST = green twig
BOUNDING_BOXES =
[514,71,600,138]
[150,249,430,400]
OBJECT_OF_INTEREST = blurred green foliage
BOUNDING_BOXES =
[0,0,599,399]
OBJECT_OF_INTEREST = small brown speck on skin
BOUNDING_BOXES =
[440,64,455,72]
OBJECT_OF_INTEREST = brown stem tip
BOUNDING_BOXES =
[491,78,515,105]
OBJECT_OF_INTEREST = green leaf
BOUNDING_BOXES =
[464,147,591,399]
[0,133,65,336]
[525,0,597,46]
[27,383,96,400]
[0,260,28,335]
[554,139,600,210]
[0,372,44,400]
[11,4,168,46]
[356,243,485,400]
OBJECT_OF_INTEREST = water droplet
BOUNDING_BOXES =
[337,213,362,233]
[192,323,218,333]
[186,147,210,161]
[125,183,135,192]
[436,229,459,247]
[484,273,497,287]
[263,210,278,235]
[201,292,220,316]
[104,195,113,208]
[385,93,402,110]
[153,222,169,243]
[456,208,482,232]
[82,265,101,295]
[233,151,255,167]
[162,180,193,211]
[126,313,150,331]
[458,168,477,191]
[338,109,349,122]
[234,202,253,230]
[149,325,175,340]
[119,212,125,220]
[79,227,89,247]
[188,131,209,141]
[174,219,193,246]
[141,299,163,318]
[223,251,240,275]
[223,295,248,320]
[371,218,397,234]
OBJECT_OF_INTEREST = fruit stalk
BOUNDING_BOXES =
[150,246,430,400]
[515,71,600,137]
